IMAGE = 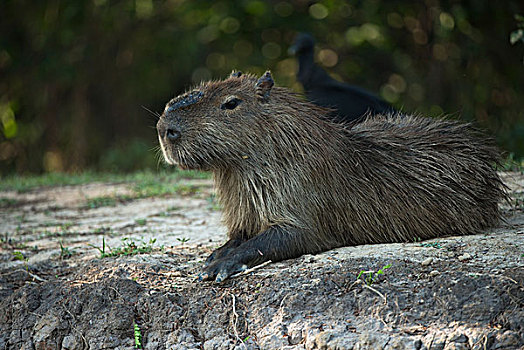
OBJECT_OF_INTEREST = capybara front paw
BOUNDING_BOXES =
[203,250,220,268]
[198,257,248,283]
[203,239,245,267]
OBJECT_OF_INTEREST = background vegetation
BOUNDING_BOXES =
[1,0,523,174]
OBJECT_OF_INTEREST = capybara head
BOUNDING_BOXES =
[157,71,292,171]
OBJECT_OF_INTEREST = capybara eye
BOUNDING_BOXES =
[221,97,242,110]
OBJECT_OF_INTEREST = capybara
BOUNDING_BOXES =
[157,71,506,282]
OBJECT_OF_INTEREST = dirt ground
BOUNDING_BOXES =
[0,172,523,350]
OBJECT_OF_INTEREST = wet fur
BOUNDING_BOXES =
[158,73,506,279]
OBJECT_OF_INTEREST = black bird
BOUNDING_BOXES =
[289,33,395,123]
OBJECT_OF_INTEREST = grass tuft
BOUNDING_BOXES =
[357,264,392,286]
[91,237,162,258]
[0,169,210,193]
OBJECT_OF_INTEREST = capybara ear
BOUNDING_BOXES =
[230,71,243,78]
[255,71,274,102]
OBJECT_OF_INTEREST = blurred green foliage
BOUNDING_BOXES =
[0,0,523,174]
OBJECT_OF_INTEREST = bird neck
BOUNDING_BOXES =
[297,50,315,86]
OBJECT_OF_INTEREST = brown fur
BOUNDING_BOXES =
[157,71,506,281]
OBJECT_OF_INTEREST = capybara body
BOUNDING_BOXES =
[157,71,506,282]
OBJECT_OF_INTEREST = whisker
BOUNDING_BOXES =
[142,105,162,120]
[154,147,165,170]
[155,150,162,170]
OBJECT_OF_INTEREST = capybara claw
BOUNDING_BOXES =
[197,272,209,282]
[215,272,227,283]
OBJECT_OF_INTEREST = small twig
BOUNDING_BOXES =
[109,286,124,300]
[428,331,436,350]
[363,283,387,304]
[63,307,88,348]
[347,278,387,303]
[70,279,98,287]
[345,279,361,291]
[277,293,290,323]
[230,293,247,349]
[279,293,289,310]
[230,260,273,279]
[495,275,518,284]
[11,268,48,282]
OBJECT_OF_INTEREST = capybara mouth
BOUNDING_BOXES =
[157,135,176,166]
[167,146,210,171]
